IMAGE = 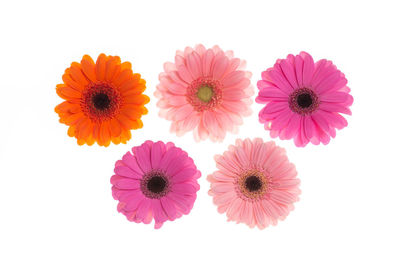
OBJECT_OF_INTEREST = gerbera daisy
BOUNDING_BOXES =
[256,52,353,147]
[55,54,149,146]
[111,140,201,229]
[155,44,254,142]
[208,138,300,229]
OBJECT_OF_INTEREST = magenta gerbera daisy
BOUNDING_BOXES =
[155,44,254,142]
[208,138,301,229]
[256,52,354,147]
[111,140,201,229]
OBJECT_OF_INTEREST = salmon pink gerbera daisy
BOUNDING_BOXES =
[155,44,254,142]
[55,54,149,146]
[256,52,353,147]
[208,138,301,229]
[111,141,201,229]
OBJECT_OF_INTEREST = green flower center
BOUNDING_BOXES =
[196,86,214,102]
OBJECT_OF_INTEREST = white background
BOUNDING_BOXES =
[1,0,399,266]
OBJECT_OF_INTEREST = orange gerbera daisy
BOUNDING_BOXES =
[55,54,149,146]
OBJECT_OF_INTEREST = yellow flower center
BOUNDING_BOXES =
[196,86,214,102]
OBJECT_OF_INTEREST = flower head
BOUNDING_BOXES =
[256,52,353,147]
[111,141,201,229]
[155,44,254,142]
[55,54,149,146]
[208,138,300,229]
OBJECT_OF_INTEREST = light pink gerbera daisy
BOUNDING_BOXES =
[111,140,201,229]
[208,138,300,229]
[155,44,254,142]
[256,52,354,147]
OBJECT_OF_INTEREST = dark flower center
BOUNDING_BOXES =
[147,176,167,194]
[296,93,313,108]
[289,88,319,115]
[245,176,262,192]
[92,93,111,110]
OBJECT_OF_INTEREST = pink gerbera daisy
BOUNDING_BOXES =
[256,52,354,147]
[208,138,300,229]
[111,140,201,229]
[155,44,254,142]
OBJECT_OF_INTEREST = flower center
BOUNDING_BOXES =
[187,77,222,112]
[296,93,313,108]
[92,93,111,110]
[197,86,214,102]
[289,88,319,115]
[81,82,121,121]
[147,176,167,194]
[245,176,262,192]
[237,170,269,201]
[140,171,170,199]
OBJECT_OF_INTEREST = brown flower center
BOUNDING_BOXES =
[81,82,121,121]
[289,88,319,115]
[92,93,111,110]
[140,171,170,199]
[237,170,269,200]
[245,176,263,192]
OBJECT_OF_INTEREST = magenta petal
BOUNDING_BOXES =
[263,102,288,114]
[122,152,144,175]
[268,68,293,93]
[114,166,140,179]
[152,199,168,226]
[133,144,152,174]
[311,112,330,133]
[320,91,352,103]
[294,55,304,87]
[159,147,180,171]
[150,141,164,169]
[123,194,145,211]
[172,183,197,194]
[173,168,197,183]
[161,197,177,220]
[113,178,140,190]
[300,52,314,87]
[319,102,352,115]
[279,55,298,89]
[135,199,152,221]
[304,116,316,140]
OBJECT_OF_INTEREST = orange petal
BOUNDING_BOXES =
[120,130,132,143]
[81,55,97,82]
[132,119,143,129]
[123,94,150,105]
[77,138,86,146]
[105,56,121,82]
[111,136,121,145]
[55,101,81,114]
[109,118,122,137]
[76,118,92,141]
[99,120,111,145]
[113,69,133,87]
[67,125,76,137]
[64,112,84,125]
[120,61,132,71]
[116,113,136,130]
[121,80,146,96]
[56,85,81,99]
[120,106,143,119]
[62,71,85,91]
[96,54,107,81]
[70,62,90,87]
[86,135,95,146]
[92,123,101,144]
